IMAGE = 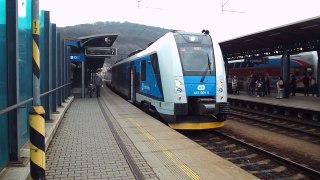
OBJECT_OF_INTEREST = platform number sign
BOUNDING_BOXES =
[33,20,40,35]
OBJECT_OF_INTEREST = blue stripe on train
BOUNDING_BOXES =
[184,76,216,96]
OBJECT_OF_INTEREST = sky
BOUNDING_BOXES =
[39,0,320,42]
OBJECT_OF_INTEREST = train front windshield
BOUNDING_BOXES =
[175,34,215,76]
[178,46,215,75]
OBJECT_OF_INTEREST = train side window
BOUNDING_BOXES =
[141,60,146,81]
[235,62,241,68]
[241,62,247,68]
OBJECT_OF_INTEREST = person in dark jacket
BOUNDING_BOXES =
[93,70,103,97]
[264,73,270,96]
[290,73,297,96]
[303,74,310,96]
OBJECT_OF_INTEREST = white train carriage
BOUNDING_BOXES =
[107,30,229,130]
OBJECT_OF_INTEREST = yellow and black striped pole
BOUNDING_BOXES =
[29,106,45,179]
[30,0,46,179]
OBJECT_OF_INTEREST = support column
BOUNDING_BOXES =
[281,51,290,98]
[317,49,320,97]
[82,61,85,98]
[51,24,57,112]
[42,11,50,121]
[57,33,62,106]
[7,0,20,162]
[30,0,46,178]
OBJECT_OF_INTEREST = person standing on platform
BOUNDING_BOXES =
[303,73,310,96]
[231,75,239,95]
[264,73,270,96]
[255,76,263,97]
[310,75,317,96]
[290,73,297,96]
[93,69,103,97]
[249,74,256,96]
[276,76,284,99]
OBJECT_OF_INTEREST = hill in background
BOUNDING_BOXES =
[59,21,170,65]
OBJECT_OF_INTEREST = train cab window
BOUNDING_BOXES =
[151,53,160,75]
[141,60,146,81]
[178,45,215,76]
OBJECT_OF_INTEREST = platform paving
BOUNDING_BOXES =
[228,91,320,112]
[45,97,158,180]
[1,87,258,180]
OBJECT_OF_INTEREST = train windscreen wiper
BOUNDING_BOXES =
[200,54,212,82]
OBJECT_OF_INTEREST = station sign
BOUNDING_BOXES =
[69,53,85,62]
[85,47,117,57]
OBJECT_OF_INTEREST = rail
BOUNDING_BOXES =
[0,83,72,115]
[215,130,320,179]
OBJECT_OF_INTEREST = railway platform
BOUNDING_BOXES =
[228,91,320,121]
[0,87,257,180]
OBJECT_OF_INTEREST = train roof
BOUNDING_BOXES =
[112,30,212,66]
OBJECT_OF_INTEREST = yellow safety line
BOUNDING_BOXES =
[128,118,202,180]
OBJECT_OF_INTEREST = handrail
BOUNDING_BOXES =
[0,98,33,115]
[0,83,72,115]
[40,83,71,97]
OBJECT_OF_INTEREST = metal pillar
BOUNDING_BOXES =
[30,0,46,178]
[317,49,320,97]
[6,0,20,162]
[57,34,61,106]
[82,61,85,98]
[42,11,50,121]
[51,24,57,112]
[62,39,66,101]
[281,51,290,98]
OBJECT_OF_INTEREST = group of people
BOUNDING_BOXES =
[302,73,317,96]
[247,73,271,97]
[275,73,317,98]
[231,74,271,97]
[231,72,318,99]
[231,74,272,97]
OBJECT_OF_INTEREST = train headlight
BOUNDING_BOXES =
[176,87,183,94]
[175,79,184,94]
[217,79,224,93]
[175,79,183,87]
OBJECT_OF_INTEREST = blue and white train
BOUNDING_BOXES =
[106,30,230,130]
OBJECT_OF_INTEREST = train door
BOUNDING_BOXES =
[130,65,136,102]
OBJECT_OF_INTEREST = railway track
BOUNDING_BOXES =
[229,107,320,144]
[181,130,320,179]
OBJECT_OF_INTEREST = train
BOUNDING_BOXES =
[106,30,230,130]
[227,51,318,92]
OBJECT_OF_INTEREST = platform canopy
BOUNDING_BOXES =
[77,34,118,48]
[66,34,118,70]
[219,16,320,61]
